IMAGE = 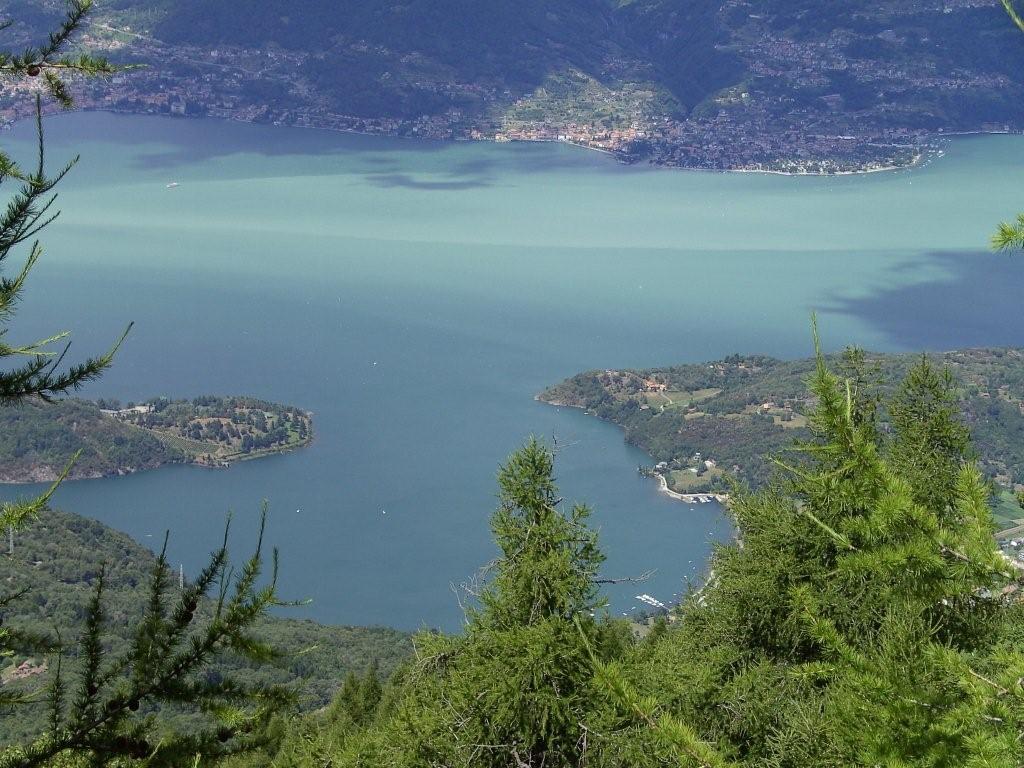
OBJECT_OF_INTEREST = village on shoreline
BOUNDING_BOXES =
[0,23,983,178]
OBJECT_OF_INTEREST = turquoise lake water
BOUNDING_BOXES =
[1,112,1022,630]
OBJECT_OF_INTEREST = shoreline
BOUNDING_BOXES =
[726,156,920,176]
[654,472,728,505]
[12,106,965,179]
[536,394,729,506]
[0,433,314,485]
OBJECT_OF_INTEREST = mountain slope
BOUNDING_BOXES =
[116,0,1024,119]
[124,0,747,115]
[7,0,1024,168]
[0,508,413,744]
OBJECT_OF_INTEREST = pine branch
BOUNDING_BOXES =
[992,212,1024,252]
[0,449,81,529]
[1004,0,1024,33]
[574,616,732,768]
[0,1,117,107]
[0,512,296,768]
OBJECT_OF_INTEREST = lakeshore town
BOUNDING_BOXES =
[0,8,1020,174]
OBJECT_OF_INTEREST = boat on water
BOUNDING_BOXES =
[166,182,180,189]
[635,594,667,610]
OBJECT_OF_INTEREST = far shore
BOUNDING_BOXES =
[727,156,920,176]
[5,106,976,179]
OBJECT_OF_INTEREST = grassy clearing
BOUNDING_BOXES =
[772,413,808,429]
[644,388,722,411]
[992,489,1024,535]
[667,467,725,492]
[151,432,222,456]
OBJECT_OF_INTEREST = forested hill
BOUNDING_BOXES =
[0,395,313,483]
[138,0,737,111]
[540,347,1024,499]
[0,508,412,744]
[130,0,1024,122]
[17,0,1020,171]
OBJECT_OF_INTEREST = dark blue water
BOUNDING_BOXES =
[1,112,1021,631]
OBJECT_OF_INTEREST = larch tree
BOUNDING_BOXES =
[587,334,1024,767]
[255,340,1024,768]
[289,439,629,768]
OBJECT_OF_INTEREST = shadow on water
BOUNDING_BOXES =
[20,111,450,167]
[822,250,1024,350]
[22,112,626,179]
[128,130,450,170]
[365,172,494,190]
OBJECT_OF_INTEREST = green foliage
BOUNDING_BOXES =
[589,337,1024,767]
[0,398,183,482]
[257,662,392,768]
[0,509,413,746]
[262,343,1024,768]
[119,396,313,460]
[0,395,314,483]
[1,510,297,767]
[263,439,630,767]
[370,439,612,767]
[0,1,116,108]
[481,439,603,629]
[888,356,972,513]
[993,211,1024,252]
[1004,0,1024,33]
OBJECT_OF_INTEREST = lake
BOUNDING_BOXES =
[1,112,1022,631]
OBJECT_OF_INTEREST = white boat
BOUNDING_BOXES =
[635,594,667,609]
[166,182,179,189]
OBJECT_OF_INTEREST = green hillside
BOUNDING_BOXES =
[0,396,312,483]
[0,398,183,483]
[131,0,1024,118]
[140,0,733,105]
[0,508,412,744]
[540,347,1024,498]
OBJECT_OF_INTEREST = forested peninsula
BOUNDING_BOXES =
[540,347,1024,531]
[0,396,313,483]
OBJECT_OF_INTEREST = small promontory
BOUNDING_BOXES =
[539,347,1024,536]
[0,395,313,483]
